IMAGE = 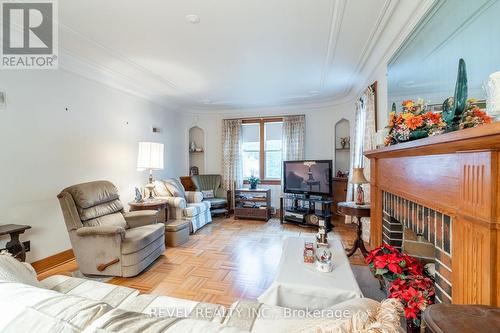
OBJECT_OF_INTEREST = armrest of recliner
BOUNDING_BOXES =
[76,226,126,238]
[123,210,158,228]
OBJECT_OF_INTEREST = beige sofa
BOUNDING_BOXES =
[0,254,403,332]
[57,180,165,277]
[151,178,212,233]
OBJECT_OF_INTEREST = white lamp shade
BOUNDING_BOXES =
[137,142,164,171]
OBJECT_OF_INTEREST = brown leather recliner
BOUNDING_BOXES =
[57,180,165,277]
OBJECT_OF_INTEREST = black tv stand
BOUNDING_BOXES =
[280,193,333,231]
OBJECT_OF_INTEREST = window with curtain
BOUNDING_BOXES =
[241,118,283,183]
[353,97,367,168]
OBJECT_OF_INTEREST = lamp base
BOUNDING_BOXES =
[145,183,155,200]
[355,185,365,205]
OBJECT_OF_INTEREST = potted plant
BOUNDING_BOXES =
[388,275,435,333]
[365,244,423,290]
[248,175,260,190]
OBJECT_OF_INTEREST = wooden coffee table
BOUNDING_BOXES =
[258,236,363,310]
[129,199,169,223]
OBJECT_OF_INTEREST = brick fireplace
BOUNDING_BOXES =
[365,123,500,306]
[382,192,452,303]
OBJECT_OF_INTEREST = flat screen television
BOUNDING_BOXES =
[283,160,332,197]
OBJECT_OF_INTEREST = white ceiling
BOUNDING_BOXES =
[58,0,429,111]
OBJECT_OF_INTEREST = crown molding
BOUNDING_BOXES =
[59,49,182,111]
[56,0,436,113]
[187,0,427,113]
[318,0,347,92]
[345,0,438,101]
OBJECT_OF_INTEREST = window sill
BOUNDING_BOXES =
[243,180,281,185]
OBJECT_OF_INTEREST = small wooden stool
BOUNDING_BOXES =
[164,220,190,247]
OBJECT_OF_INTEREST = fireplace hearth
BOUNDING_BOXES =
[383,192,452,303]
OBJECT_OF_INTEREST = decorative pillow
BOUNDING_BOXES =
[202,190,215,199]
[164,179,186,198]
[153,180,171,197]
[0,251,41,287]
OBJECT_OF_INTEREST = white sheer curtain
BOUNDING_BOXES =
[282,115,305,161]
[346,86,376,237]
[222,119,243,207]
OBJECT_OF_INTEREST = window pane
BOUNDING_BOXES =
[242,151,260,178]
[265,151,282,179]
[242,123,260,178]
[264,122,282,150]
[264,122,283,179]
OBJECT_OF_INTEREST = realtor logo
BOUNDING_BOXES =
[1,0,58,69]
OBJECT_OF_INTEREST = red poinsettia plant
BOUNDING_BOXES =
[388,275,435,327]
[365,244,423,280]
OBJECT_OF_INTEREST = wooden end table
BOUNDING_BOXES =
[129,199,169,223]
[337,201,370,258]
[0,224,31,262]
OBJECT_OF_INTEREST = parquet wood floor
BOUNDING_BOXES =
[40,217,369,307]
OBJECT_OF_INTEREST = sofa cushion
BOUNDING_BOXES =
[86,308,249,333]
[64,180,120,209]
[119,294,225,323]
[41,275,139,308]
[204,198,227,208]
[0,252,41,287]
[185,191,204,203]
[0,281,112,333]
[121,224,165,255]
[184,202,211,217]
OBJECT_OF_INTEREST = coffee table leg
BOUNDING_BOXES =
[346,216,369,258]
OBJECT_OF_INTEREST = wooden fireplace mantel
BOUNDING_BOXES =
[365,122,500,306]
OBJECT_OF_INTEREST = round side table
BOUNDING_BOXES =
[129,199,169,223]
[337,201,371,258]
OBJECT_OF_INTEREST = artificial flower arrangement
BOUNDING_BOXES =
[365,244,434,331]
[459,98,492,129]
[385,99,446,146]
[385,59,494,146]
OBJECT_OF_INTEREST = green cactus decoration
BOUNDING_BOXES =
[442,58,468,131]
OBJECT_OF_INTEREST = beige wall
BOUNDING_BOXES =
[0,69,183,262]
[181,101,357,207]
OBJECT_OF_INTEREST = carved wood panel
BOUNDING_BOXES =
[452,218,495,305]
[458,151,494,222]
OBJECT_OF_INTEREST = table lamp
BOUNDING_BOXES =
[137,142,164,200]
[351,167,369,205]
